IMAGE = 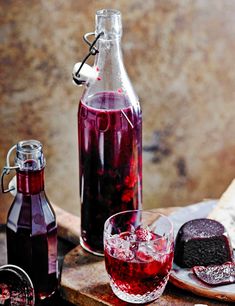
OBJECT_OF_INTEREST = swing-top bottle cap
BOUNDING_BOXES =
[15,140,45,171]
[72,9,122,86]
[72,62,98,85]
[95,9,122,40]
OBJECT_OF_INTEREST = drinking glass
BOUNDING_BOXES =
[104,210,174,304]
[0,264,35,305]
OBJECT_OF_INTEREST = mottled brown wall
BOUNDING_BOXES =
[1,0,235,218]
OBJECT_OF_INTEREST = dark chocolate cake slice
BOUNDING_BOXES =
[174,218,233,268]
[193,262,235,286]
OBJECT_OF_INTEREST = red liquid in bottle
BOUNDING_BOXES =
[6,167,58,300]
[78,92,142,254]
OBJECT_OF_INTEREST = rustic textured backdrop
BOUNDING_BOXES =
[1,0,235,218]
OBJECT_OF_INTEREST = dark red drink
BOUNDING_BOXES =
[104,230,173,299]
[78,91,142,255]
[0,265,35,305]
[104,210,174,303]
[6,141,58,301]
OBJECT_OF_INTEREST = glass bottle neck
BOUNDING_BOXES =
[94,38,124,72]
[16,168,45,195]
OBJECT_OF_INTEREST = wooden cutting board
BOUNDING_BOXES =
[60,207,180,306]
[59,202,234,305]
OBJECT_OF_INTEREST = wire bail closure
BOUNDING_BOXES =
[1,145,19,193]
[72,31,104,85]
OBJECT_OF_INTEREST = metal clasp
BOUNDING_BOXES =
[72,31,104,85]
[1,145,19,193]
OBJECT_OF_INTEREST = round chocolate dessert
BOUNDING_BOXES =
[174,218,234,268]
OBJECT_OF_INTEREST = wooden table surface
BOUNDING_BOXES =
[0,205,233,305]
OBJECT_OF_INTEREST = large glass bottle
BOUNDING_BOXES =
[78,9,142,255]
[6,140,58,300]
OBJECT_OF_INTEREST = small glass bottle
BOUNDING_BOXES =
[6,140,58,300]
[78,9,142,255]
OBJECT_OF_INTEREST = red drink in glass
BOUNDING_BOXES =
[104,210,174,303]
[78,92,142,255]
[0,264,35,305]
[105,234,173,296]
